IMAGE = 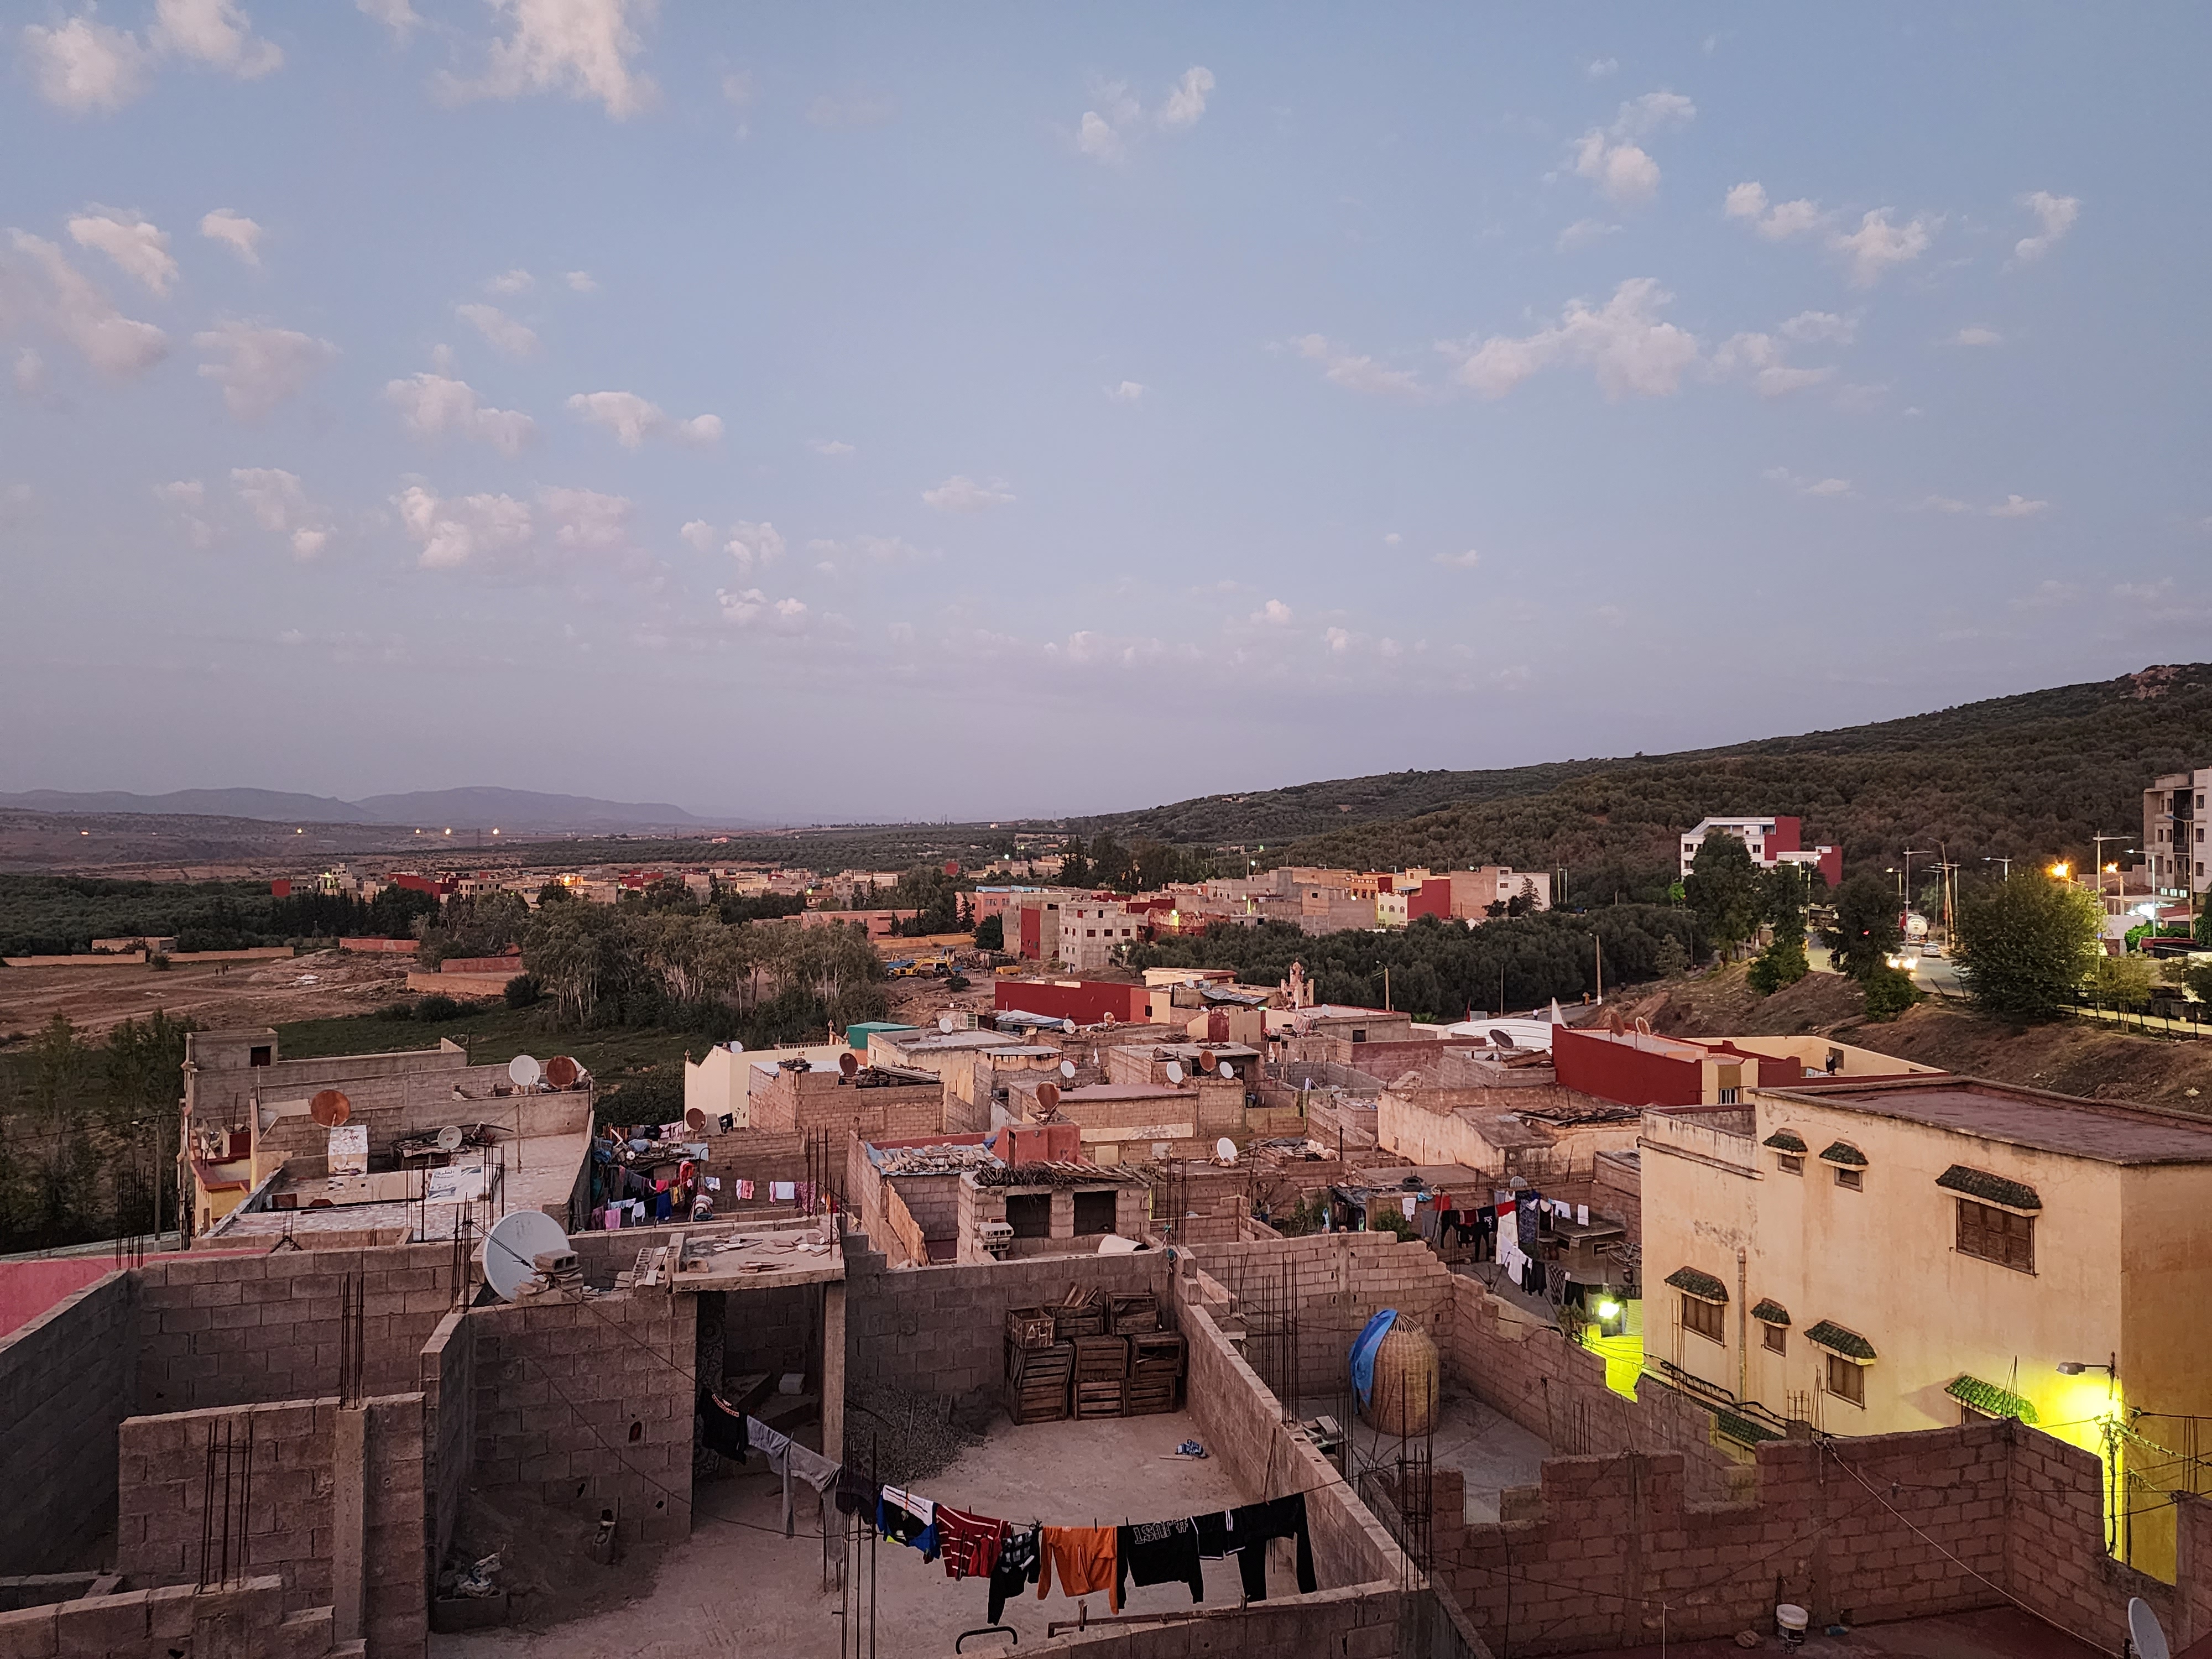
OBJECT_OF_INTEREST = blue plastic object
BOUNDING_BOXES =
[1350,1309,1399,1407]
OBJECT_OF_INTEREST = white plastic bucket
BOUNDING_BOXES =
[1776,1603,1810,1633]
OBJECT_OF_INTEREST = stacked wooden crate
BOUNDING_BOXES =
[1052,1288,1107,1342]
[1004,1307,1072,1425]
[1071,1335,1131,1420]
[1126,1331,1187,1416]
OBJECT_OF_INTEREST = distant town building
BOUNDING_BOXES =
[2143,766,2209,900]
[1678,815,1841,887]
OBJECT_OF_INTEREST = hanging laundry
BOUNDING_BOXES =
[698,1391,748,1462]
[771,1180,798,1203]
[1116,1518,1204,1605]
[1039,1525,1119,1610]
[1224,1495,1316,1602]
[879,1487,937,1554]
[1577,1204,1589,1227]
[744,1417,795,1536]
[834,1466,881,1520]
[1399,1194,1417,1220]
[1349,1310,1397,1408]
[1192,1510,1234,1559]
[738,1179,755,1200]
[784,1440,839,1540]
[988,1525,1042,1623]
[934,1506,1007,1581]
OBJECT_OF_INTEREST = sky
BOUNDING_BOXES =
[2,2,2206,824]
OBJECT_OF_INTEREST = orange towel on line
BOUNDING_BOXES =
[1038,1525,1120,1611]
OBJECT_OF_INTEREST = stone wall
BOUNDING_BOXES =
[116,1394,427,1659]
[0,1270,136,1574]
[418,1310,474,1592]
[467,1289,696,1545]
[0,1575,334,1659]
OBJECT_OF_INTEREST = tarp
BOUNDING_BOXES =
[1350,1308,1398,1407]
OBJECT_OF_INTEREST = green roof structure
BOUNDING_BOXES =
[1750,1298,1791,1326]
[1804,1319,1876,1361]
[1762,1129,1808,1153]
[1946,1375,2039,1423]
[1665,1266,1729,1302]
[1936,1166,2042,1211]
[1819,1141,1869,1167]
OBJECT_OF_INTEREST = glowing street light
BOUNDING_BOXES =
[2049,861,2070,880]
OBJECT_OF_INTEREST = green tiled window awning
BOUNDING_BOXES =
[1750,1298,1791,1327]
[1947,1375,2039,1423]
[1804,1319,1876,1361]
[1937,1166,2042,1212]
[1717,1409,1784,1446]
[1762,1129,1808,1153]
[1819,1141,1868,1167]
[1665,1266,1729,1303]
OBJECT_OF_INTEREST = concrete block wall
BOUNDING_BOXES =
[0,1575,333,1659]
[842,1239,1170,1400]
[467,1289,696,1545]
[115,1394,426,1659]
[0,1270,136,1574]
[418,1310,474,1590]
[1009,1582,1410,1658]
[134,1245,457,1414]
[721,1284,816,1385]
[2005,1426,2204,1650]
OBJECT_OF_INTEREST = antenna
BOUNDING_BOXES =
[482,1211,573,1303]
[939,1014,956,1034]
[1215,1137,1238,1164]
[545,1056,582,1088]
[839,1050,860,1079]
[1218,1061,1235,1081]
[685,1107,707,1133]
[1164,1061,1184,1084]
[435,1125,465,1154]
[508,1054,542,1089]
[2130,1599,2172,1659]
[310,1089,351,1128]
[1059,1060,1077,1079]
[1037,1081,1060,1112]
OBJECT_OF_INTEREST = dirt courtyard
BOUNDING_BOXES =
[0,948,411,1039]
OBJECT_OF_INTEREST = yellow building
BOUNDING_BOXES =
[1639,1076,2212,1580]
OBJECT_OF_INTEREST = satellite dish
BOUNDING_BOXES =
[545,1056,582,1088]
[1218,1062,1235,1081]
[436,1125,465,1153]
[1165,1061,1185,1084]
[509,1054,542,1088]
[1062,1020,1077,1035]
[1037,1081,1060,1112]
[1059,1060,1077,1079]
[2130,1598,2172,1659]
[685,1107,707,1132]
[482,1210,572,1302]
[939,1014,956,1034]
[310,1089,351,1128]
[1490,1029,1516,1050]
[726,1040,745,1054]
[1216,1138,1238,1164]
[839,1050,860,1079]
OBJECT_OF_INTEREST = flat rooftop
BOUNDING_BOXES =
[1764,1078,2212,1166]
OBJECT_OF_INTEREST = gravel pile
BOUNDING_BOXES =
[845,1379,986,1486]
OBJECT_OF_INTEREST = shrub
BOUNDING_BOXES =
[1366,1206,1417,1241]
[1746,936,1810,996]
[973,915,1004,951]
[504,974,542,1009]
[1860,964,1921,1022]
[414,994,468,1022]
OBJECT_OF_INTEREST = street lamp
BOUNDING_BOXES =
[2057,1357,2116,1378]
[1903,848,1934,927]
[1983,855,2012,879]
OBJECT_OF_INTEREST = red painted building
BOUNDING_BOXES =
[994,978,1150,1026]
[1551,1026,1707,1108]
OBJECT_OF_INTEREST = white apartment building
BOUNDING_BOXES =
[2144,768,2210,899]
[1058,902,1141,972]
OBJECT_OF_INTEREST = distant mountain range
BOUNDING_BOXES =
[0,786,724,833]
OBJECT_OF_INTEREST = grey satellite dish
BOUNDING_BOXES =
[1165,1061,1185,1084]
[1059,1060,1077,1079]
[1218,1062,1235,1081]
[509,1054,542,1088]
[939,1014,956,1034]
[436,1125,465,1153]
[1216,1138,1238,1164]
[483,1210,572,1302]
[1062,1019,1077,1035]
[2130,1598,2171,1659]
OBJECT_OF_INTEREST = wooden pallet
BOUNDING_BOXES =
[1004,1337,1073,1425]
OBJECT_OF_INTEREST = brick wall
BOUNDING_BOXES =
[0,1575,332,1659]
[0,1270,135,1574]
[1590,1150,1641,1247]
[749,1069,946,1139]
[115,1394,427,1659]
[719,1285,817,1385]
[134,1246,457,1414]
[1010,1583,1408,1657]
[467,1290,696,1545]
[418,1310,473,1592]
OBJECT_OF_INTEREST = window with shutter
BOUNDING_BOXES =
[1681,1295,1726,1344]
[1956,1199,2034,1272]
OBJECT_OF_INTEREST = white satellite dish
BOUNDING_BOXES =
[1059,1060,1076,1079]
[1218,1062,1235,1081]
[1216,1138,1238,1164]
[436,1125,465,1153]
[482,1210,573,1302]
[1062,1019,1077,1035]
[938,1014,956,1034]
[509,1054,542,1088]
[2130,1598,2172,1659]
[1164,1061,1185,1084]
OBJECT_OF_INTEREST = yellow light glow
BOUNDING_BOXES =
[1597,1299,1622,1319]
[2049,862,2070,879]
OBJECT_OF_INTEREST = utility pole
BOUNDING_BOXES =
[1595,934,1604,1003]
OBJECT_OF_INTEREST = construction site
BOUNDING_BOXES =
[3,982,2211,1659]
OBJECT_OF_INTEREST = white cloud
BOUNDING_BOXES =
[1918,495,1972,514]
[1252,598,1292,626]
[1780,310,1853,345]
[357,0,421,43]
[678,519,716,554]
[14,348,44,395]
[1568,92,1694,206]
[396,483,534,568]
[566,389,720,447]
[2012,191,2079,264]
[1324,627,1350,654]
[1721,182,1828,241]
[150,0,281,77]
[1950,327,2002,347]
[726,521,785,572]
[385,369,536,456]
[1432,549,1481,568]
[1077,110,1121,161]
[565,270,596,293]
[807,88,898,129]
[2,231,169,377]
[155,479,204,507]
[1711,331,1833,398]
[540,485,632,555]
[1831,208,1936,287]
[1556,218,1621,252]
[155,478,216,547]
[1157,66,1214,130]
[455,303,541,359]
[1990,494,2048,518]
[1586,57,1618,79]
[1293,333,1424,399]
[1382,533,1400,546]
[66,209,176,296]
[1442,277,1698,400]
[230,466,330,559]
[193,320,336,420]
[716,587,810,632]
[484,268,534,296]
[922,474,1015,512]
[1764,467,1851,497]
[21,15,150,112]
[810,438,854,456]
[443,0,656,118]
[808,533,926,564]
[199,210,262,265]
[1104,380,1145,402]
